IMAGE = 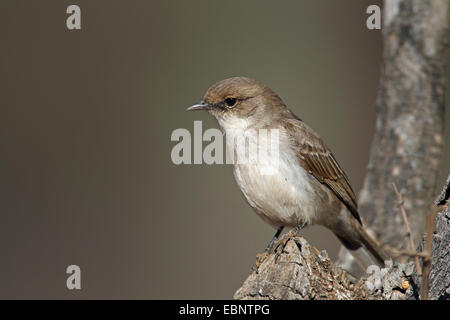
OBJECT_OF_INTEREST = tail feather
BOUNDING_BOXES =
[335,224,388,269]
[357,225,388,267]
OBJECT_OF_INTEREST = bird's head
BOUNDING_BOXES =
[187,77,289,129]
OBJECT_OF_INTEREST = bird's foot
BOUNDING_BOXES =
[253,222,307,271]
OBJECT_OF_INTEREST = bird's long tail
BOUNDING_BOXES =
[356,224,388,267]
[335,221,388,269]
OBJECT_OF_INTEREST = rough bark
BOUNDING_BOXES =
[234,234,416,300]
[409,176,450,300]
[235,0,449,299]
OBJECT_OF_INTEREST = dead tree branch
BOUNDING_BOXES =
[235,182,449,300]
[392,182,422,274]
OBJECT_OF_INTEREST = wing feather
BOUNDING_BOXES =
[282,118,361,224]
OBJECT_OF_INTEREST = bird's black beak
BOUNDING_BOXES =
[186,100,212,111]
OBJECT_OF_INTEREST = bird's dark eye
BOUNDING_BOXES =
[225,97,237,107]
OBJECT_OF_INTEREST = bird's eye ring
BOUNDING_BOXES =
[225,97,237,107]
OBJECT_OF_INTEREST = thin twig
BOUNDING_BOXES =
[383,245,430,259]
[421,206,438,300]
[392,183,422,275]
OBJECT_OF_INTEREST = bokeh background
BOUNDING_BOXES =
[0,0,448,299]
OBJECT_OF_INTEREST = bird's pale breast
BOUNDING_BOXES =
[223,120,336,228]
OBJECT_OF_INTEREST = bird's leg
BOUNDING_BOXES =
[254,226,284,270]
[286,220,307,238]
[298,220,307,231]
[265,226,284,252]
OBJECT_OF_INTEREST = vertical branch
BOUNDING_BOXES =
[338,0,448,271]
[392,183,422,274]
[358,0,448,247]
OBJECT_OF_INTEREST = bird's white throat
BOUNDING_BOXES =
[218,115,280,175]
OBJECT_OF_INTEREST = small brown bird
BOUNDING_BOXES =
[187,77,387,268]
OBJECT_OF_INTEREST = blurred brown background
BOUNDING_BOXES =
[0,0,448,299]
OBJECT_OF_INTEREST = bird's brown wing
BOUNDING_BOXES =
[282,118,361,224]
